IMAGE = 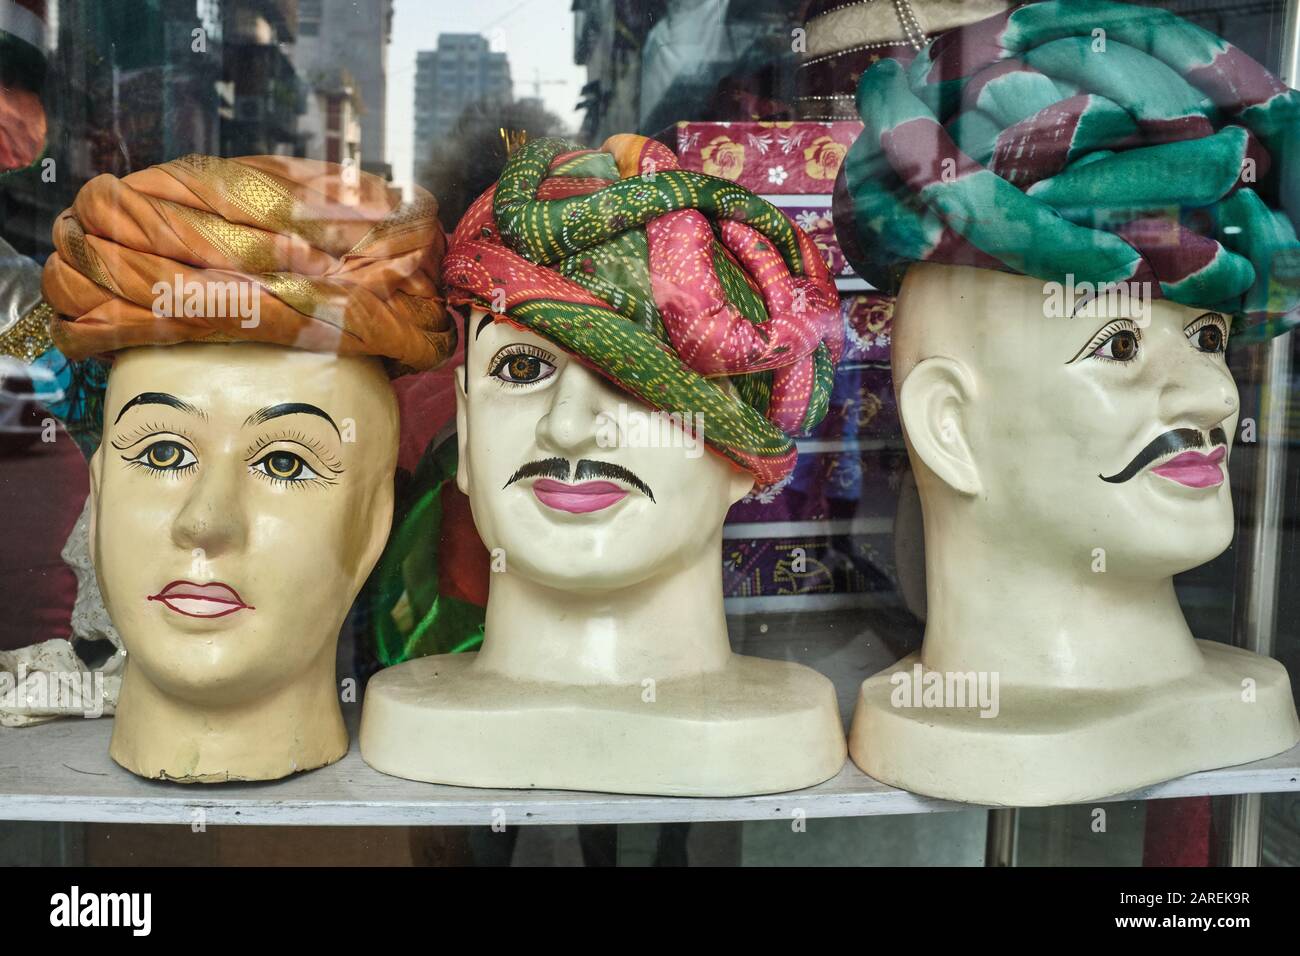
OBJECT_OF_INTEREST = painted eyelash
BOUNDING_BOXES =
[1185,313,1229,347]
[120,455,197,479]
[487,343,557,381]
[110,422,195,451]
[247,462,338,490]
[244,429,344,473]
[1068,319,1142,365]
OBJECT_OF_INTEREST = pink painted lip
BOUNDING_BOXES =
[147,580,253,618]
[531,478,629,514]
[1151,446,1227,488]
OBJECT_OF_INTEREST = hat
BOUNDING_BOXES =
[442,134,843,486]
[835,0,1300,341]
[43,154,456,373]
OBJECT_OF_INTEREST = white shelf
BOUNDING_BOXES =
[1,712,1297,827]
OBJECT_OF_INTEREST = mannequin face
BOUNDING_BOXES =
[90,342,397,705]
[895,263,1239,578]
[456,309,754,592]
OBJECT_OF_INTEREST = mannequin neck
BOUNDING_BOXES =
[109,650,346,781]
[921,505,1205,691]
[476,536,733,684]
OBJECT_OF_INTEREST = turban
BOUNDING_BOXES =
[43,154,455,373]
[835,0,1300,342]
[442,134,843,486]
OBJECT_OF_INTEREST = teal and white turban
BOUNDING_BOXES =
[835,0,1300,342]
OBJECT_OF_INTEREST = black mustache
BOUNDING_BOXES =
[504,457,656,502]
[1099,427,1228,483]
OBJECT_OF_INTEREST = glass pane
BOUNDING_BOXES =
[1,0,1297,869]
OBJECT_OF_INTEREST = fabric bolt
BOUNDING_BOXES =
[42,154,455,373]
[836,0,1300,342]
[442,134,843,486]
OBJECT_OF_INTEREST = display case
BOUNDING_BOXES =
[1,0,1299,875]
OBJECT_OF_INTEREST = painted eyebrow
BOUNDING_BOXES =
[244,403,340,436]
[475,315,494,339]
[1070,292,1141,319]
[113,392,205,425]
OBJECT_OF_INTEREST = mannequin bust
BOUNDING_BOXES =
[37,151,451,781]
[93,342,398,782]
[848,262,1300,805]
[360,310,846,796]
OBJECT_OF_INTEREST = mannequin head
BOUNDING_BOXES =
[894,262,1238,580]
[441,135,842,599]
[456,309,753,593]
[38,152,452,779]
[90,342,398,705]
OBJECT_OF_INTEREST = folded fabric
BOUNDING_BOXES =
[43,154,455,373]
[442,134,843,486]
[836,0,1300,342]
[0,0,48,174]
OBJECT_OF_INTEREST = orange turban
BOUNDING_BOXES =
[42,154,454,374]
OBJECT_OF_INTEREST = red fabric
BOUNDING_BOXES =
[437,483,489,608]
[1142,797,1211,866]
[0,425,87,650]
[0,85,46,173]
[392,365,458,475]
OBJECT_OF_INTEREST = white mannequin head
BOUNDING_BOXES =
[90,341,398,779]
[848,263,1299,804]
[894,262,1238,581]
[454,307,754,594]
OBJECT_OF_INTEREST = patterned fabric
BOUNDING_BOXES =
[836,0,1300,342]
[0,0,47,174]
[368,435,486,667]
[442,134,843,486]
[43,154,455,373]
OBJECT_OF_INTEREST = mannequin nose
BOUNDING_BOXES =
[1156,348,1239,431]
[170,463,248,558]
[535,361,616,456]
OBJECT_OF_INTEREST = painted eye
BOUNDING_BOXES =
[491,350,556,385]
[1189,321,1226,354]
[1093,330,1140,362]
[252,451,321,482]
[132,440,197,471]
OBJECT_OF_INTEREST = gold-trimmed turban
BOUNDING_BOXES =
[42,154,454,373]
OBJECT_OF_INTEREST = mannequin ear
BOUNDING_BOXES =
[897,356,982,497]
[454,366,470,495]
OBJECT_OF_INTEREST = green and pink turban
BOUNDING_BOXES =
[835,0,1300,342]
[442,134,843,486]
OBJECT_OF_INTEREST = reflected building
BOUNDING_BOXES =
[221,0,304,157]
[293,0,393,177]
[413,34,511,167]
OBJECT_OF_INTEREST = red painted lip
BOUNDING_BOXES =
[1151,446,1227,488]
[531,478,628,514]
[147,580,253,618]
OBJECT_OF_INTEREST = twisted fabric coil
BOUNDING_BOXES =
[835,0,1300,341]
[443,134,843,486]
[43,154,455,373]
